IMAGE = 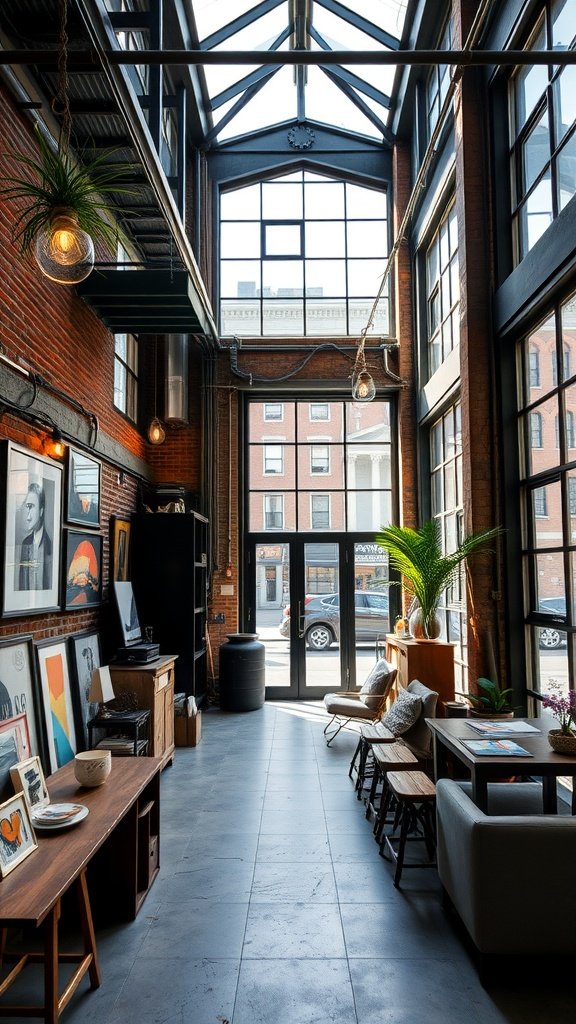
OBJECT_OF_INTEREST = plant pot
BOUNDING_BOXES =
[469,709,515,719]
[408,608,442,640]
[547,729,576,755]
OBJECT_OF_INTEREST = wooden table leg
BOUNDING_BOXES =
[77,870,101,989]
[44,902,60,1024]
[542,775,558,813]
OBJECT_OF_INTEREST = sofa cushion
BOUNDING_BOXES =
[381,689,422,735]
[358,659,396,710]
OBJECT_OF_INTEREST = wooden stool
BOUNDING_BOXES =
[365,742,418,825]
[380,770,437,888]
[348,721,395,799]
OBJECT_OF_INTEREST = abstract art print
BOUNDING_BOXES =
[0,635,42,762]
[35,638,78,772]
[0,792,37,877]
[10,755,49,813]
[63,530,102,610]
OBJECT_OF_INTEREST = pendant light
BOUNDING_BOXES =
[351,341,376,403]
[147,339,166,445]
[35,209,95,285]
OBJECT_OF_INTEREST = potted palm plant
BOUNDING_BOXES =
[376,520,502,640]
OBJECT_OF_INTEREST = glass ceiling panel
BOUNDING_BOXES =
[216,67,298,142]
[305,68,381,139]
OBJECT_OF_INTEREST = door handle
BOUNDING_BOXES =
[298,601,306,638]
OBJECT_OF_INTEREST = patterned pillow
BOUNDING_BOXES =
[381,689,422,735]
[359,659,396,710]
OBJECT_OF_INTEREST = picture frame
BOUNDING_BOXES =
[65,448,101,528]
[0,714,32,799]
[0,440,63,616]
[35,638,78,772]
[68,631,102,749]
[110,515,131,582]
[0,635,43,763]
[0,792,37,878]
[63,529,103,610]
[10,755,49,813]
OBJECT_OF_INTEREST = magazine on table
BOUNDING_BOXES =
[466,720,541,737]
[461,739,534,757]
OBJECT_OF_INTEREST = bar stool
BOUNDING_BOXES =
[348,720,395,799]
[380,770,437,888]
[365,742,418,825]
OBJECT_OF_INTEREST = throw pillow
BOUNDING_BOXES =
[382,689,422,735]
[359,659,395,710]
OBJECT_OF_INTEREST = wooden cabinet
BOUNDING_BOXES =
[385,635,455,712]
[109,656,176,768]
[131,512,208,704]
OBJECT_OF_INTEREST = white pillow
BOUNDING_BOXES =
[381,690,422,735]
[359,659,395,710]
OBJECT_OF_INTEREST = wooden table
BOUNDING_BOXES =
[0,757,162,1023]
[427,717,576,814]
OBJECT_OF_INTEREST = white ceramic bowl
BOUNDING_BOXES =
[74,749,112,787]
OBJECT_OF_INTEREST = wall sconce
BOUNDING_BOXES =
[43,427,66,459]
[225,563,233,579]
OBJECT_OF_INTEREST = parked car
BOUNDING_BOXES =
[538,597,567,650]
[279,591,390,650]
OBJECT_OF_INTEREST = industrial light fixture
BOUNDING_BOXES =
[351,340,376,403]
[35,209,95,285]
[147,339,166,445]
[43,426,66,459]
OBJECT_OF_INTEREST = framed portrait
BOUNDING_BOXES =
[0,635,43,763]
[10,755,49,813]
[63,530,103,610]
[65,448,101,528]
[110,515,131,582]
[0,792,37,877]
[0,714,32,799]
[0,440,63,616]
[35,638,78,772]
[69,631,102,748]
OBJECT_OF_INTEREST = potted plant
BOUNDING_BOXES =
[458,677,515,718]
[376,520,502,640]
[542,687,576,754]
[0,126,133,283]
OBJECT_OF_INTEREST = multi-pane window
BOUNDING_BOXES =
[533,486,548,516]
[531,411,544,447]
[509,0,576,263]
[113,333,138,422]
[310,403,329,421]
[311,494,330,529]
[530,350,541,386]
[426,203,459,375]
[425,19,453,142]
[264,445,283,474]
[264,403,283,421]
[311,445,330,474]
[220,171,389,338]
[264,495,284,529]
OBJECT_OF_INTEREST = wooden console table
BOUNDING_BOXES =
[385,634,455,710]
[0,757,161,1023]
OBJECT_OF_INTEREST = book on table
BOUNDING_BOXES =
[466,720,541,737]
[461,738,534,756]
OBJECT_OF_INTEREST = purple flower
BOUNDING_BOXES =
[542,690,576,735]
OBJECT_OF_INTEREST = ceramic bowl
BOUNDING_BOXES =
[74,749,112,787]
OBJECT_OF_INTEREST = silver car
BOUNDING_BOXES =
[279,591,390,650]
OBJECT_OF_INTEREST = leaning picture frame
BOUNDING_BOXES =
[68,631,102,749]
[110,515,131,582]
[0,440,63,616]
[65,448,101,528]
[35,637,78,772]
[0,714,32,799]
[0,634,44,764]
[63,529,103,610]
[10,755,49,813]
[0,792,38,877]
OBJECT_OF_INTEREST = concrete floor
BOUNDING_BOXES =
[2,701,575,1023]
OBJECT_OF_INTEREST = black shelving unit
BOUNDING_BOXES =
[130,511,208,704]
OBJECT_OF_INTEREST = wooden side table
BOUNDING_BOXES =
[88,710,150,756]
[384,634,455,711]
[109,656,177,768]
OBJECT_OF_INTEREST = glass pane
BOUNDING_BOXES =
[526,395,560,474]
[552,0,576,51]
[248,402,296,442]
[564,382,576,454]
[557,133,576,211]
[114,333,126,359]
[346,183,387,219]
[522,110,551,194]
[221,260,260,297]
[297,492,344,531]
[346,402,391,441]
[248,492,296,532]
[221,222,260,258]
[532,480,562,546]
[113,360,126,412]
[519,173,553,257]
[304,545,340,682]
[221,185,260,220]
[353,543,391,675]
[298,445,344,488]
[305,222,345,258]
[304,182,345,219]
[256,542,290,691]
[347,491,391,531]
[306,300,347,336]
[554,67,576,143]
[347,222,387,258]
[221,300,260,336]
[263,260,303,296]
[265,224,302,257]
[349,300,389,337]
[262,300,304,336]
[304,260,346,296]
[126,335,138,372]
[250,444,295,487]
[513,26,547,134]
[533,640,569,696]
[262,183,303,220]
[347,259,388,297]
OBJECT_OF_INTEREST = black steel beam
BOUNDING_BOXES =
[316,0,400,50]
[200,0,284,50]
[309,25,391,108]
[320,66,392,142]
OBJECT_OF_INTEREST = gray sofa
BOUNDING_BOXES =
[436,778,576,955]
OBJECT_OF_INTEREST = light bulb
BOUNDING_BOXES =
[147,417,166,445]
[351,369,376,402]
[35,210,95,284]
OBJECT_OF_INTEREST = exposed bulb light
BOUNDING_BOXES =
[352,369,376,403]
[147,417,166,445]
[225,563,233,579]
[43,427,66,459]
[35,209,95,284]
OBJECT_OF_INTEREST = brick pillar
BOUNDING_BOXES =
[452,0,504,685]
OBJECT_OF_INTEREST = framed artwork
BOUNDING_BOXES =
[63,530,103,610]
[0,792,37,877]
[10,755,49,813]
[65,448,101,528]
[0,714,32,799]
[0,440,63,616]
[69,631,102,748]
[0,635,43,763]
[35,638,78,772]
[110,515,131,582]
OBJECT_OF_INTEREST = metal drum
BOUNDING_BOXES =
[219,633,265,712]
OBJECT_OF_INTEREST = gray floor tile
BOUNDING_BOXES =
[138,900,249,959]
[108,956,240,1024]
[233,958,357,1024]
[251,862,338,902]
[259,808,328,834]
[243,903,346,958]
[256,834,332,863]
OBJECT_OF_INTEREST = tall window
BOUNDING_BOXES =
[311,494,330,529]
[220,171,389,338]
[311,445,330,474]
[531,412,544,448]
[425,19,453,142]
[509,0,576,263]
[264,495,284,530]
[530,349,541,387]
[113,333,138,422]
[264,445,283,474]
[426,203,459,375]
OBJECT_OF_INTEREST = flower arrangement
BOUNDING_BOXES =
[541,687,576,736]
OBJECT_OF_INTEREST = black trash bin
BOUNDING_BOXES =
[219,633,265,711]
